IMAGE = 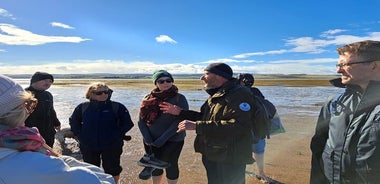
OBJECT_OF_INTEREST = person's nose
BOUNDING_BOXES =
[200,75,205,80]
[336,66,344,73]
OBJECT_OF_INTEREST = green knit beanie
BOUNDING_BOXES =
[152,70,174,84]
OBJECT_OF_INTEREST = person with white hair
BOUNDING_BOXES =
[0,74,115,184]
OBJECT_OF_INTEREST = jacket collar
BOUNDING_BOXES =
[210,78,240,98]
[357,80,380,112]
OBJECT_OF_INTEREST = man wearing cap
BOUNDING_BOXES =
[160,63,255,184]
[25,71,61,147]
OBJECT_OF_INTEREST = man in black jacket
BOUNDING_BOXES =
[25,72,61,147]
[161,63,255,184]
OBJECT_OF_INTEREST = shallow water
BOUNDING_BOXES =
[15,79,345,184]
[15,79,343,128]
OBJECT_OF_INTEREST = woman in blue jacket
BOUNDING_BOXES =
[69,82,134,184]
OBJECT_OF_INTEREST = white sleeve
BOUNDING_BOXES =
[0,150,115,184]
[61,155,115,184]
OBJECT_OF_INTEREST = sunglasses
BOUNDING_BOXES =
[24,98,38,114]
[157,79,173,84]
[92,90,110,95]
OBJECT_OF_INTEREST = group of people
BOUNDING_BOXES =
[1,39,379,184]
[0,64,275,184]
[0,73,115,184]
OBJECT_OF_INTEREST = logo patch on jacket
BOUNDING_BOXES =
[239,102,251,111]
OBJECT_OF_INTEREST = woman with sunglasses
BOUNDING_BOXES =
[69,82,134,184]
[0,75,115,184]
[138,70,189,184]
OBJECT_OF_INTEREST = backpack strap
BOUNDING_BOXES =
[110,101,120,126]
[81,102,90,115]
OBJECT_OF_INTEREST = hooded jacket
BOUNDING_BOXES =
[0,147,115,184]
[69,98,134,151]
[310,79,380,183]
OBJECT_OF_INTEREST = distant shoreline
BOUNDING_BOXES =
[12,74,339,90]
[6,73,338,80]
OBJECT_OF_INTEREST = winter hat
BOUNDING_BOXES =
[238,73,254,87]
[204,63,233,80]
[0,75,25,116]
[30,72,54,84]
[152,70,174,84]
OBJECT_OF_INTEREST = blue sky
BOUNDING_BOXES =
[1,0,380,75]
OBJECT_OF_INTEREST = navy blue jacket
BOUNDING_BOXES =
[69,100,134,151]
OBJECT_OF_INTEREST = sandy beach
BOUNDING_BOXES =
[55,106,316,184]
[51,78,327,184]
[115,108,316,184]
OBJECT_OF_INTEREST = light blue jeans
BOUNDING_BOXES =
[252,138,266,154]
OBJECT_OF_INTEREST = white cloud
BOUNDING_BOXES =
[233,50,288,59]
[0,8,15,20]
[51,22,75,29]
[285,37,328,53]
[0,24,90,45]
[233,30,380,59]
[0,60,204,74]
[0,58,337,75]
[321,29,347,38]
[155,35,177,44]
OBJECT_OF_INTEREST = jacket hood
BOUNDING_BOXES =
[0,147,17,160]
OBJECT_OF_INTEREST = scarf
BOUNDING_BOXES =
[0,124,53,156]
[139,85,178,126]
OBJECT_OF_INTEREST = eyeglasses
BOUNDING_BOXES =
[157,79,173,84]
[92,90,110,95]
[24,98,38,114]
[336,60,375,69]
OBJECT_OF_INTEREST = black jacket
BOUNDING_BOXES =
[179,79,254,164]
[25,86,61,147]
[310,79,380,183]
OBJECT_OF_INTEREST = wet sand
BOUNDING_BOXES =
[49,78,331,184]
[115,107,316,184]
[55,105,317,184]
[55,108,316,184]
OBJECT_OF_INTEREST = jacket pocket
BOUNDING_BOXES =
[197,136,232,162]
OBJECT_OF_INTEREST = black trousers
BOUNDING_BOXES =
[202,156,246,184]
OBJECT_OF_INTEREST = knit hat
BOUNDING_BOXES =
[30,72,54,84]
[238,73,254,87]
[152,70,174,84]
[204,63,233,80]
[0,75,25,116]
